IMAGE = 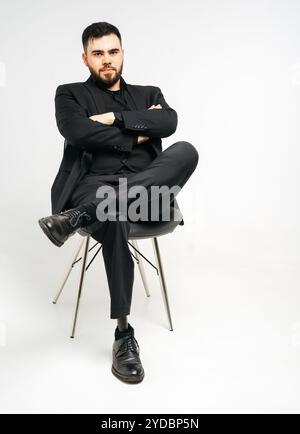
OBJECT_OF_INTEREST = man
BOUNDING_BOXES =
[38,22,199,384]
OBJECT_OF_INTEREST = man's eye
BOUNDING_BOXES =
[94,51,117,56]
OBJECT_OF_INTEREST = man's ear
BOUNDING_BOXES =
[82,52,88,66]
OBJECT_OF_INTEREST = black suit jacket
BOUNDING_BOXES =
[51,74,178,214]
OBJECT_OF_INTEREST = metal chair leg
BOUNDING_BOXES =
[131,239,151,297]
[152,237,174,331]
[52,237,85,304]
[70,236,90,338]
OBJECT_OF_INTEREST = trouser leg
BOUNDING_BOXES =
[69,176,135,319]
[91,216,134,319]
[90,141,199,221]
[127,141,199,191]
[70,141,199,223]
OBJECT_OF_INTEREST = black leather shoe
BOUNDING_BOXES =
[112,330,145,384]
[38,208,92,247]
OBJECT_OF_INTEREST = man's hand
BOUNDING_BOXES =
[137,135,150,144]
[148,104,162,110]
[89,112,115,125]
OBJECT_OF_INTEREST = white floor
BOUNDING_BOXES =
[1,226,300,414]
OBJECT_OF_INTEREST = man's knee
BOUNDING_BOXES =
[174,141,199,172]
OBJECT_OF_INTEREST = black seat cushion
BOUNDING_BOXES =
[77,202,184,240]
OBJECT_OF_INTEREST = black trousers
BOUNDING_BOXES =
[69,141,199,318]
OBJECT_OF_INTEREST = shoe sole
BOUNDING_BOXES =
[111,365,145,384]
[38,218,64,247]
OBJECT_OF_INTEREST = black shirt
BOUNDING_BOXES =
[88,77,155,175]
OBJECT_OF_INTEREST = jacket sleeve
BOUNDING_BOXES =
[120,86,178,138]
[55,84,136,153]
[113,112,125,128]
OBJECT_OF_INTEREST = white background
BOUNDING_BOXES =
[0,0,300,413]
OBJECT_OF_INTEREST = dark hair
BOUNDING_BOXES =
[82,22,122,53]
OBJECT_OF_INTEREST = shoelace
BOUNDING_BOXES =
[116,335,139,357]
[66,210,91,228]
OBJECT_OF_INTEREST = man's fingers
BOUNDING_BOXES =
[137,135,150,144]
[148,104,162,109]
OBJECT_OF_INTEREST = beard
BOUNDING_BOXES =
[87,62,124,89]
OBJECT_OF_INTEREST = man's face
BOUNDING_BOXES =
[82,33,124,89]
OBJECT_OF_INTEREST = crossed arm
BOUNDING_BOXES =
[89,104,162,145]
[55,85,177,153]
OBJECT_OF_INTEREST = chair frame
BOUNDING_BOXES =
[52,235,174,338]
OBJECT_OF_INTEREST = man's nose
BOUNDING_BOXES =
[103,54,112,64]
